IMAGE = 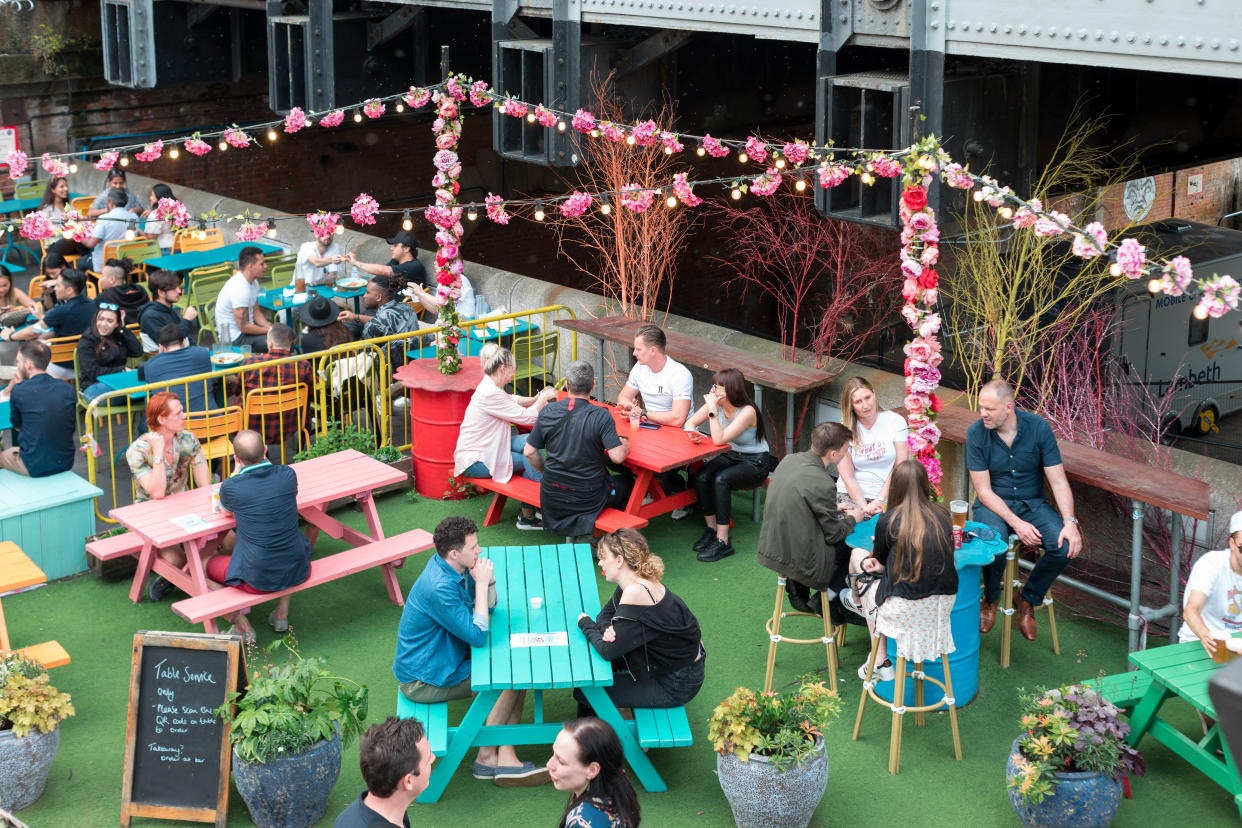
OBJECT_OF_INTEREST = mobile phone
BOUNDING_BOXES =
[638,421,661,430]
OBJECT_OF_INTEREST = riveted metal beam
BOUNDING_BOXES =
[551,0,581,165]
[615,30,693,77]
[367,5,423,51]
[307,0,334,110]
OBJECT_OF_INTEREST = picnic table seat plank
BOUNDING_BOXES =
[0,541,49,593]
[12,640,70,669]
[633,706,693,749]
[170,529,432,625]
[394,693,450,756]
[465,475,648,533]
[85,532,145,561]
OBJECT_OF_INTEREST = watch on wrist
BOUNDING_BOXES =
[708,412,716,419]
[1065,517,1079,525]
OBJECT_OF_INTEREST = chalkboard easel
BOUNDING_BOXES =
[120,631,243,828]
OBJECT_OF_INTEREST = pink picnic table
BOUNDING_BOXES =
[110,449,407,631]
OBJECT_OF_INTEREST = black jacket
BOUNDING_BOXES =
[578,585,701,680]
[76,326,142,387]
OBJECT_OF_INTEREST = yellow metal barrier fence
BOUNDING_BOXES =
[84,305,578,521]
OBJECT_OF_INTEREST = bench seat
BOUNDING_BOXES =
[9,640,70,669]
[86,532,144,561]
[171,529,433,627]
[1081,671,1155,711]
[0,469,102,580]
[633,706,693,749]
[395,692,450,756]
[463,475,647,534]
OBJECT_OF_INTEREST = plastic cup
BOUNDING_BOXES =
[529,597,543,610]
[629,410,641,433]
[950,500,969,529]
[1213,632,1232,663]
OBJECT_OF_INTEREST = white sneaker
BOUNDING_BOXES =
[858,659,896,682]
[670,507,690,520]
[840,589,865,617]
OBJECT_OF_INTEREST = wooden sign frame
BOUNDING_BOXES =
[120,631,242,828]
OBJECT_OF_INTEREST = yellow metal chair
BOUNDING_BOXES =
[511,330,558,396]
[185,406,245,466]
[70,195,94,215]
[763,576,845,694]
[39,238,83,270]
[176,229,225,253]
[242,382,311,462]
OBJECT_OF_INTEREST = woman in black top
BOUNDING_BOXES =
[847,458,958,680]
[77,303,142,400]
[577,528,705,711]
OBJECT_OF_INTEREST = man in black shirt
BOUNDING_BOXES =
[345,230,430,292]
[96,258,150,326]
[138,269,200,352]
[332,717,432,828]
[5,269,94,379]
[524,360,632,538]
[0,341,77,477]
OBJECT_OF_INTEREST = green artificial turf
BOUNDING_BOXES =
[8,489,1236,827]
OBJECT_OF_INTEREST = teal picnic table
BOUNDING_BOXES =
[145,241,283,273]
[417,542,673,803]
[1127,640,1242,816]
[407,317,535,360]
[0,193,84,266]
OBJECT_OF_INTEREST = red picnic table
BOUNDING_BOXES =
[110,450,408,631]
[552,394,730,520]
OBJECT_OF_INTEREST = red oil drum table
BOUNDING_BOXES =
[395,356,483,499]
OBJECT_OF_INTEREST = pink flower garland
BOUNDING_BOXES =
[571,109,596,134]
[559,191,593,218]
[618,185,654,213]
[405,87,432,109]
[1196,274,1241,318]
[5,149,27,180]
[743,136,767,163]
[41,153,68,178]
[185,135,212,156]
[153,197,190,229]
[135,140,163,163]
[351,194,379,226]
[19,212,54,241]
[363,99,385,119]
[235,221,266,242]
[783,141,810,166]
[631,121,659,146]
[223,128,250,148]
[284,108,307,133]
[61,209,92,244]
[484,194,510,225]
[94,152,118,171]
[431,76,468,374]
[319,110,345,128]
[750,169,782,197]
[701,135,730,158]
[818,163,850,188]
[672,173,702,207]
[469,81,491,107]
[306,211,340,240]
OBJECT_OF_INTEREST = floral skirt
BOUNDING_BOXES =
[875,594,956,664]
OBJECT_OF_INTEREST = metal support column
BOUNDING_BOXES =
[813,0,851,218]
[1169,513,1182,643]
[1128,500,1146,654]
[910,0,945,208]
[551,0,582,166]
[307,0,334,111]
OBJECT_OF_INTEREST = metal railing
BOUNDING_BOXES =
[83,305,577,521]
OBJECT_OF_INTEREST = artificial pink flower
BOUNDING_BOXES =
[5,149,27,180]
[363,99,386,119]
[405,87,432,109]
[235,221,266,242]
[818,164,849,189]
[284,107,307,133]
[535,106,557,128]
[499,99,528,119]
[433,150,459,172]
[469,80,491,107]
[435,133,457,150]
[941,162,973,189]
[559,191,593,218]
[659,132,683,154]
[1071,222,1107,259]
[306,211,340,240]
[135,140,163,163]
[438,98,459,121]
[702,134,730,158]
[672,173,702,207]
[869,156,902,178]
[41,153,69,178]
[351,194,380,226]
[1116,237,1147,279]
[223,128,250,148]
[618,185,654,213]
[319,110,345,128]
[571,109,596,133]
[185,135,212,156]
[904,394,925,415]
[783,141,810,166]
[446,75,467,102]
[631,121,659,146]
[19,212,54,241]
[744,136,767,163]
[750,169,782,197]
[1160,256,1193,296]
[1033,211,1069,238]
[424,205,456,229]
[1011,198,1042,229]
[94,152,119,172]
[153,197,190,228]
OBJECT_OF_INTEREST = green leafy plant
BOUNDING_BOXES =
[0,654,74,738]
[30,24,71,76]
[293,420,400,464]
[216,636,368,764]
[1008,684,1146,804]
[709,675,841,771]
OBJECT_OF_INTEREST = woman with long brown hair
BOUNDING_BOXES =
[845,458,957,681]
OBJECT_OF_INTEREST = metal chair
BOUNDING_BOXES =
[70,195,94,215]
[242,382,311,462]
[763,575,845,694]
[510,330,558,396]
[185,406,244,468]
[176,229,225,253]
[14,181,43,200]
[997,534,1061,669]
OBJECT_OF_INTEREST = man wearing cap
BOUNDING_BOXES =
[1181,511,1242,659]
[344,230,430,294]
[294,234,344,288]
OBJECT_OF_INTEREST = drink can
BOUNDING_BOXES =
[210,486,222,514]
[952,525,962,550]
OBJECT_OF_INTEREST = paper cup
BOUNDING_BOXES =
[529,597,543,610]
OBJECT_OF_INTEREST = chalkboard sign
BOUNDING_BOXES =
[120,631,243,828]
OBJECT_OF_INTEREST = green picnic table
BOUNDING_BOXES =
[416,542,678,803]
[1127,640,1242,816]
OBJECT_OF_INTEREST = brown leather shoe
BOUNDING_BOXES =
[980,600,998,634]
[1016,597,1038,641]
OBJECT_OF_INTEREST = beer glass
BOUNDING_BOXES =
[950,500,969,529]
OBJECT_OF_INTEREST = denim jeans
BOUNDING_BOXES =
[462,434,541,509]
[973,498,1069,605]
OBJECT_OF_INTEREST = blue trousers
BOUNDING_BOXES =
[972,498,1069,605]
[461,434,541,510]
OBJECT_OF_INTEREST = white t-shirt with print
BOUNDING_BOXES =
[294,240,341,286]
[625,357,693,418]
[837,410,909,501]
[215,273,260,345]
[1180,549,1242,642]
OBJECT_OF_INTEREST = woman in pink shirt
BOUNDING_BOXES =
[454,343,558,530]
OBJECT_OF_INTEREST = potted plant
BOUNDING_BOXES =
[709,675,841,828]
[1006,684,1146,828]
[0,653,74,811]
[216,637,368,828]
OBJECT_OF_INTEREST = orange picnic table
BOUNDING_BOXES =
[0,540,70,668]
[110,450,409,631]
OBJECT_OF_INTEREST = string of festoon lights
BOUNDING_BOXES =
[6,72,1236,320]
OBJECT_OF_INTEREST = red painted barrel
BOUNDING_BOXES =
[394,356,482,499]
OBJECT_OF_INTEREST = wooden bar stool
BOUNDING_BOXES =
[763,575,845,693]
[852,624,962,774]
[998,535,1060,669]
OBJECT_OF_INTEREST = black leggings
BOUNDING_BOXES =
[694,452,767,523]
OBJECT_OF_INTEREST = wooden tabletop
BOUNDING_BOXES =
[935,405,1211,520]
[110,449,407,548]
[474,543,612,691]
[557,316,834,394]
[0,541,47,593]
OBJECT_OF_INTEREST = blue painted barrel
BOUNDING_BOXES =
[846,519,1004,709]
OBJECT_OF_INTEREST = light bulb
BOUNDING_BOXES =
[972,189,985,202]
[557,121,566,132]
[219,141,228,151]
[125,221,136,240]
[267,222,278,238]
[590,129,600,138]
[625,135,635,145]
[402,209,413,232]
[526,113,537,123]
[395,103,405,113]
[664,146,673,155]
[731,188,742,200]
[666,195,678,208]
[354,111,363,123]
[696,146,706,157]
[861,172,874,185]
[775,158,786,169]
[1109,263,1123,277]
[169,148,179,159]
[119,155,130,166]
[466,207,478,221]
[1148,278,1162,294]
[999,206,1013,219]
[267,129,278,141]
[68,163,78,173]
[534,203,545,221]
[62,229,73,240]
[334,223,344,235]
[794,179,807,192]
[738,152,749,164]
[600,202,612,215]
[1194,304,1210,320]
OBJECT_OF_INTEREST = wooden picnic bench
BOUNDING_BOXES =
[171,528,434,629]
[0,541,69,669]
[86,532,145,562]
[462,474,648,535]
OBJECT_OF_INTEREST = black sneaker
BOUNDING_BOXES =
[516,513,543,531]
[697,538,735,563]
[147,575,171,603]
[692,528,717,553]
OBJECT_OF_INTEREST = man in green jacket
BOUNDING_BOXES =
[758,422,864,621]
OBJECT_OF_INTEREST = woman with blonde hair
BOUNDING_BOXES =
[576,529,704,711]
[453,342,557,529]
[845,458,957,682]
[837,376,909,516]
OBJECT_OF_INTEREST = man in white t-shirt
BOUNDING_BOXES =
[294,237,343,287]
[215,246,272,352]
[83,189,135,272]
[1181,510,1242,658]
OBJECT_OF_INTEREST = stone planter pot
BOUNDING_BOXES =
[232,732,342,828]
[716,735,828,828]
[0,725,60,811]
[1006,737,1122,828]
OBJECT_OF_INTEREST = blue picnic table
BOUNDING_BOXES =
[145,241,283,273]
[0,193,85,216]
[256,283,367,326]
[0,400,9,431]
[416,543,677,803]
[406,317,536,360]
